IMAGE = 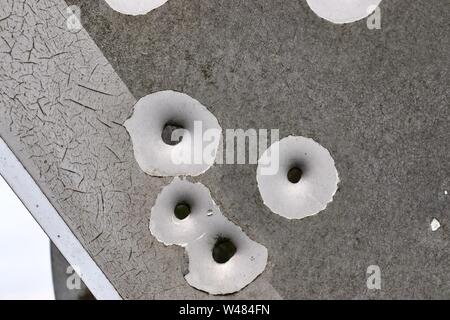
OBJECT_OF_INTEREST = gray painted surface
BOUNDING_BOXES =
[1,0,449,299]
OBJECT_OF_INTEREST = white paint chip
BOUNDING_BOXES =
[257,136,339,220]
[124,91,222,177]
[430,218,441,232]
[150,178,268,295]
[306,0,382,24]
[104,0,168,15]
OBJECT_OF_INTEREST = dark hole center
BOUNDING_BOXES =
[212,237,237,264]
[162,122,184,146]
[287,167,302,184]
[174,202,191,220]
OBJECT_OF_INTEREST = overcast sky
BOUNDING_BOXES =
[0,175,54,300]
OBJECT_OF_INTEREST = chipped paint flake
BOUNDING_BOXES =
[431,218,441,232]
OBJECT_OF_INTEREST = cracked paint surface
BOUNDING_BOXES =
[0,0,143,299]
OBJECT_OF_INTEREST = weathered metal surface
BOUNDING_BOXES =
[1,0,449,299]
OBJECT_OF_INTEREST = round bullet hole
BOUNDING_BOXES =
[212,237,237,264]
[161,121,184,146]
[287,167,302,184]
[174,202,191,220]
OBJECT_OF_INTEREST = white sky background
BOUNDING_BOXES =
[0,175,55,300]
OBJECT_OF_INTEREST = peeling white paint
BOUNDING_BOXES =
[257,136,339,220]
[306,0,382,24]
[430,218,441,232]
[104,0,168,15]
[150,178,268,295]
[124,91,222,177]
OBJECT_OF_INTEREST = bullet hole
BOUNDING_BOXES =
[287,167,302,184]
[125,91,222,176]
[174,202,191,220]
[212,237,237,264]
[257,136,339,219]
[161,121,184,146]
[150,178,268,294]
